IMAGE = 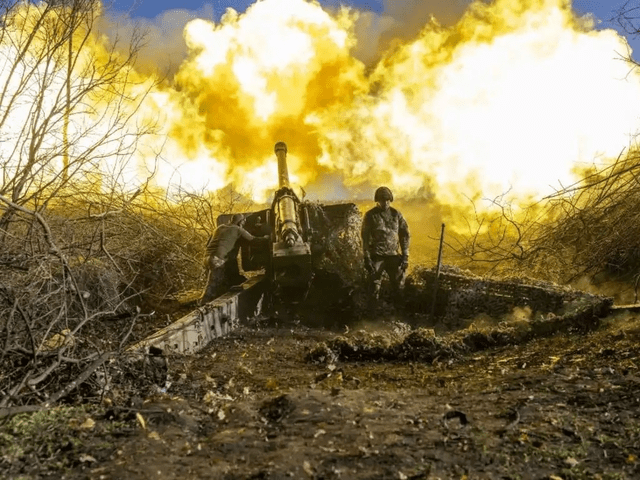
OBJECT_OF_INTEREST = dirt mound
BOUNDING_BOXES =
[308,294,613,364]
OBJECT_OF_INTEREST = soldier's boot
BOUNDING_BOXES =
[198,283,216,306]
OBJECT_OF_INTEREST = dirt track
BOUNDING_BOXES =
[3,310,640,480]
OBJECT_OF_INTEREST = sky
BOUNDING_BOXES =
[110,0,640,61]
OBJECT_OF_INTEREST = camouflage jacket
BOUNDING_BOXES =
[361,205,410,257]
[205,224,256,260]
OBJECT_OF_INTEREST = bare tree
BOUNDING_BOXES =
[614,1,640,65]
[0,0,267,415]
[0,0,163,413]
[0,0,154,229]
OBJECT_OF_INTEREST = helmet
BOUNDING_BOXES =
[231,213,245,225]
[374,186,393,202]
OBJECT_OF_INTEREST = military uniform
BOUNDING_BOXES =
[199,218,260,305]
[361,188,410,299]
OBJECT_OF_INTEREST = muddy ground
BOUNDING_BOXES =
[2,308,640,480]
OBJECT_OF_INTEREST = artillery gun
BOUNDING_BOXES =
[217,142,361,306]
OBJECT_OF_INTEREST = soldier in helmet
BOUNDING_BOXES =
[361,186,410,300]
[199,213,269,305]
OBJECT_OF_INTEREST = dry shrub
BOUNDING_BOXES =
[524,150,640,283]
[453,148,640,290]
[0,183,250,411]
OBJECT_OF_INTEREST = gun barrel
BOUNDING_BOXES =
[273,142,300,247]
[274,141,289,188]
[277,195,298,246]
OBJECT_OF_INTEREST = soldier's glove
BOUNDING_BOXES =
[210,256,225,268]
[400,255,409,271]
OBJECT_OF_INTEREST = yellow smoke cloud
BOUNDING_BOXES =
[9,0,636,209]
[133,0,640,207]
[314,0,640,205]
[147,0,365,199]
[4,0,638,266]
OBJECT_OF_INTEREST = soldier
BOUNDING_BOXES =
[361,186,410,300]
[199,213,269,305]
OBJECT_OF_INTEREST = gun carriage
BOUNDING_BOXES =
[218,142,359,304]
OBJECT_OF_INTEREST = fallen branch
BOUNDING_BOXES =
[0,351,113,418]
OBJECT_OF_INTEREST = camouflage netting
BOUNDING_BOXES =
[404,264,606,321]
[307,295,613,364]
[304,202,364,288]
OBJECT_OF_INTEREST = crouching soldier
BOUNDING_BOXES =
[361,186,410,300]
[199,213,269,306]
